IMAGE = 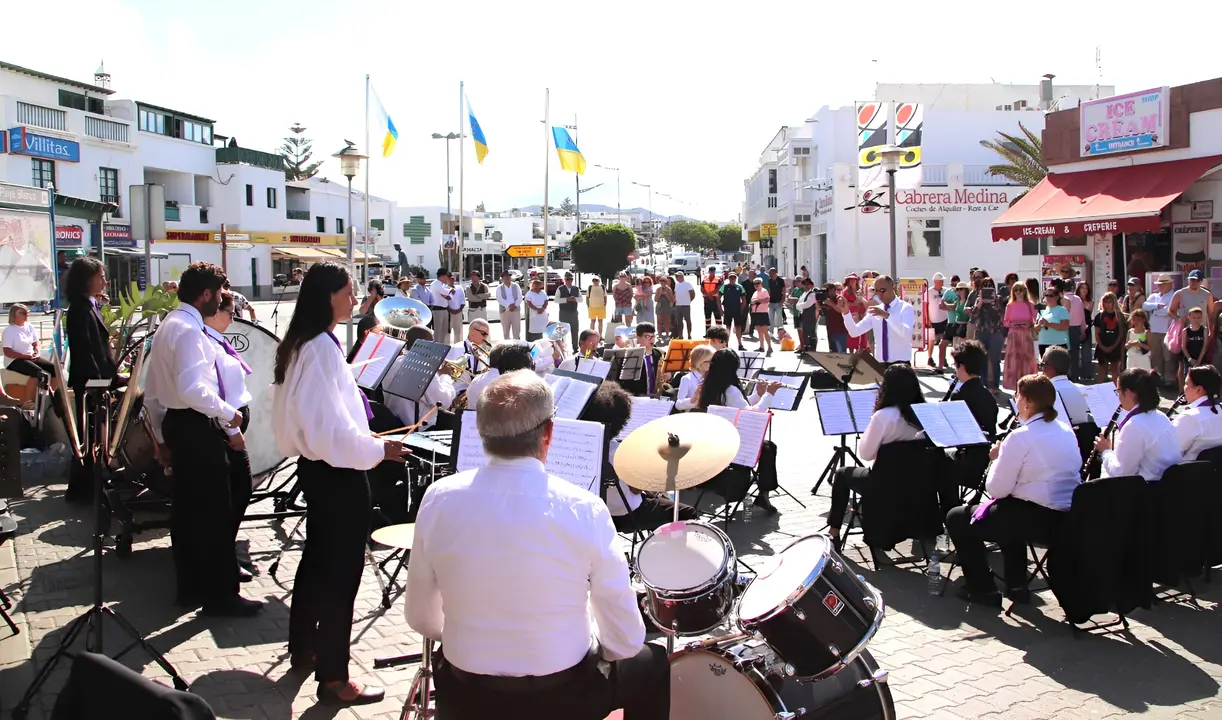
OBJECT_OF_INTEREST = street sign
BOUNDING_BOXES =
[214,233,251,242]
[760,239,774,249]
[506,244,545,258]
[760,223,777,238]
[225,243,254,250]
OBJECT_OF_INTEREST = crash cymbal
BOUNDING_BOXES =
[371,523,416,550]
[613,413,739,493]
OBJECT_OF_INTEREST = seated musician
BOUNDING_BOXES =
[1172,365,1222,459]
[465,342,533,406]
[558,330,601,372]
[705,324,730,351]
[617,323,666,396]
[1095,368,1181,481]
[945,374,1081,606]
[1039,346,1091,426]
[675,345,714,411]
[346,315,381,364]
[447,318,491,393]
[946,341,998,435]
[826,364,925,548]
[383,326,455,429]
[405,371,669,719]
[581,382,698,531]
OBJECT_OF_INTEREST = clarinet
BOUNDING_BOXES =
[942,378,959,402]
[1162,394,1187,417]
[1081,405,1124,480]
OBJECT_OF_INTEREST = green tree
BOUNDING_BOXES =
[715,224,744,253]
[281,123,322,181]
[558,197,575,216]
[665,220,717,252]
[570,224,636,281]
[979,122,1047,204]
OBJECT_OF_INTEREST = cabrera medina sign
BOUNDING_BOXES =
[1080,88,1170,157]
[896,188,1010,213]
[7,128,80,163]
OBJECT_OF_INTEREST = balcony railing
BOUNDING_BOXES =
[923,165,948,186]
[216,146,285,173]
[16,102,67,131]
[286,209,310,221]
[962,164,1021,186]
[165,206,180,222]
[84,115,130,143]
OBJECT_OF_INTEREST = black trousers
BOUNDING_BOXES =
[66,388,95,501]
[434,643,670,720]
[228,406,253,549]
[7,357,56,380]
[614,494,698,533]
[289,458,371,683]
[163,408,239,605]
[828,466,872,530]
[945,497,1063,593]
[559,312,580,351]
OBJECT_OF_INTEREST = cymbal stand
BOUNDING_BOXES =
[371,640,433,719]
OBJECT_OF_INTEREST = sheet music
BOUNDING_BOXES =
[940,401,990,445]
[575,357,612,379]
[1079,383,1119,426]
[757,373,799,411]
[737,351,764,379]
[814,392,858,435]
[456,410,487,472]
[614,396,675,442]
[350,333,405,388]
[551,375,598,420]
[456,411,602,491]
[706,405,771,467]
[911,401,988,447]
[849,388,879,427]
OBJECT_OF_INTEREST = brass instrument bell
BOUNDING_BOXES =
[374,296,433,338]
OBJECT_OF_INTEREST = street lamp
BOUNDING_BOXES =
[877,145,906,279]
[631,181,654,261]
[594,163,621,225]
[432,132,460,268]
[333,142,368,352]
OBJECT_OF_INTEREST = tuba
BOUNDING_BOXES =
[373,296,433,339]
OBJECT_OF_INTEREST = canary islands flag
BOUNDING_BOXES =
[466,96,489,164]
[551,126,586,175]
[371,87,398,158]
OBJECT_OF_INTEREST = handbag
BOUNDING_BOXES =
[1166,318,1184,355]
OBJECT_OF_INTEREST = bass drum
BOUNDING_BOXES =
[220,319,287,480]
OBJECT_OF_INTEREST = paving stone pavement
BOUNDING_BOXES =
[1,303,1220,718]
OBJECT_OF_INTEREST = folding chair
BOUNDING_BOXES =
[1150,461,1213,600]
[0,507,18,636]
[1193,446,1222,582]
[841,441,944,570]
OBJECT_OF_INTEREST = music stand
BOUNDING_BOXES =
[662,340,700,373]
[613,347,646,383]
[806,351,885,496]
[383,339,449,426]
[737,351,765,380]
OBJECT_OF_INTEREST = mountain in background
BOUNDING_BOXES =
[491,204,701,223]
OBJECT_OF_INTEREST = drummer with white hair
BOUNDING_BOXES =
[406,371,669,719]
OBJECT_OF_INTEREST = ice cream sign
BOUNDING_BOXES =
[1080,87,1170,157]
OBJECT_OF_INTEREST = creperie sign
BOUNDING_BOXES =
[992,215,1163,242]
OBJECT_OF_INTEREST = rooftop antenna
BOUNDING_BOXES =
[93,61,110,89]
[1095,46,1103,99]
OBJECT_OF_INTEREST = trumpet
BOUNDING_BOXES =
[438,357,469,381]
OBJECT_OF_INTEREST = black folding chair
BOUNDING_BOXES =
[1150,461,1214,600]
[1193,446,1222,582]
[0,506,18,636]
[841,441,945,570]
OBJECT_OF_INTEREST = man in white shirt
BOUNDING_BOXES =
[144,262,261,617]
[448,318,491,393]
[558,330,602,373]
[926,272,948,368]
[408,271,433,306]
[1097,368,1181,482]
[945,374,1081,606]
[1142,274,1176,384]
[672,272,696,340]
[838,275,915,364]
[406,372,668,719]
[1172,365,1222,460]
[446,274,466,344]
[429,268,454,343]
[1039,346,1092,426]
[465,343,534,406]
[496,270,523,340]
[384,326,456,428]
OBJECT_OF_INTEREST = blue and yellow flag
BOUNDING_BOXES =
[371,87,398,158]
[551,126,585,175]
[466,95,488,164]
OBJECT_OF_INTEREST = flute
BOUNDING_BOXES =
[1081,405,1124,479]
[742,378,803,393]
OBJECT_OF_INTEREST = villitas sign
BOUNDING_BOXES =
[7,128,80,162]
[1080,88,1170,157]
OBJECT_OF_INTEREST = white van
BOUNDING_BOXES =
[668,253,703,274]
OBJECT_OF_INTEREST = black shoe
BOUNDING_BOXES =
[202,596,264,617]
[954,584,1003,607]
[318,682,385,706]
[238,567,254,583]
[1005,587,1032,604]
[238,556,255,572]
[752,495,778,516]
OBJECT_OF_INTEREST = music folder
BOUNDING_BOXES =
[813,388,879,436]
[706,405,771,468]
[754,371,810,412]
[545,370,600,420]
[911,401,989,447]
[455,409,604,492]
[350,333,406,390]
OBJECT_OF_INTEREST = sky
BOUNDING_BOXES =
[6,0,1222,223]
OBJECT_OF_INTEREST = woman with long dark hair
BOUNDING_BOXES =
[825,364,925,547]
[63,256,118,503]
[694,349,780,412]
[272,262,408,706]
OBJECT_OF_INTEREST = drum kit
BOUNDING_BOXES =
[615,413,894,719]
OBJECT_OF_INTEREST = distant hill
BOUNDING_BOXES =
[494,204,700,222]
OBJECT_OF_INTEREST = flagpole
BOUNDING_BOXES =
[574,114,579,242]
[543,88,550,265]
[458,80,465,272]
[363,73,371,285]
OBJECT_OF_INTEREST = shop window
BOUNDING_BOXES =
[906,218,941,258]
[31,159,54,189]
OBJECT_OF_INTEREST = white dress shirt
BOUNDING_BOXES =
[145,305,237,442]
[798,290,820,313]
[1172,397,1222,460]
[497,282,522,311]
[1143,291,1173,334]
[673,281,695,306]
[464,368,500,408]
[842,297,915,363]
[985,412,1080,511]
[429,279,452,308]
[447,339,483,392]
[383,356,456,428]
[1051,375,1092,426]
[2,324,38,366]
[204,327,252,436]
[1101,408,1182,482]
[525,290,551,333]
[404,456,645,676]
[447,284,466,312]
[675,370,703,411]
[858,406,925,463]
[713,385,773,411]
[271,332,384,471]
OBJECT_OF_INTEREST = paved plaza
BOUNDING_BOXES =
[0,299,1220,719]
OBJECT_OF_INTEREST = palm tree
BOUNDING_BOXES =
[979,122,1047,204]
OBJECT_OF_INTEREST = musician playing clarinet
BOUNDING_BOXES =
[945,374,1081,606]
[1094,368,1180,482]
[272,262,409,705]
[1172,365,1222,459]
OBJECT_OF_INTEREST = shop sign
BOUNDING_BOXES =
[103,223,135,248]
[991,214,1163,242]
[1080,87,1170,157]
[0,180,49,207]
[1191,201,1214,221]
[164,230,212,242]
[896,188,1010,213]
[54,225,84,247]
[7,128,81,162]
[813,190,835,217]
[1173,222,1209,275]
[760,223,777,238]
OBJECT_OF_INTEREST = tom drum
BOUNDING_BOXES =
[634,521,737,636]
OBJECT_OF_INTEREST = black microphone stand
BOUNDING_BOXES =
[269,281,290,335]
[14,386,186,719]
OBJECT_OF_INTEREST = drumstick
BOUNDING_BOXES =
[375,405,441,437]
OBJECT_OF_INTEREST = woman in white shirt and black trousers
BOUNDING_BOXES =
[826,364,926,548]
[1172,365,1222,460]
[272,262,409,706]
[1096,368,1181,482]
[945,374,1081,607]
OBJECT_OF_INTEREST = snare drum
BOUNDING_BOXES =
[736,534,884,680]
[633,521,736,636]
[669,640,895,720]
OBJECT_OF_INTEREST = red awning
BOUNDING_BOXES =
[991,155,1222,242]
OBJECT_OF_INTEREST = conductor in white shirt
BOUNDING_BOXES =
[945,374,1081,606]
[1095,368,1181,482]
[496,270,523,340]
[406,371,669,719]
[145,262,259,617]
[1172,365,1222,460]
[837,275,915,364]
[272,262,409,706]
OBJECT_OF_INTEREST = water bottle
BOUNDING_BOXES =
[925,545,944,595]
[743,500,754,524]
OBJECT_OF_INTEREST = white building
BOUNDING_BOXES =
[743,80,1116,284]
